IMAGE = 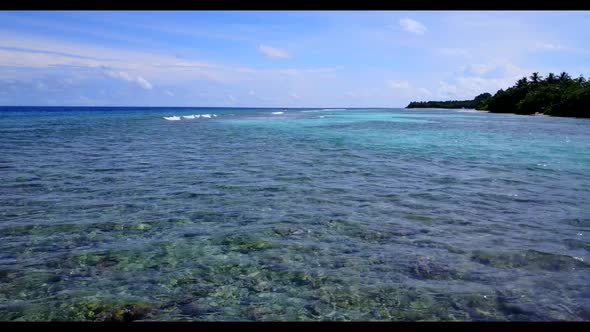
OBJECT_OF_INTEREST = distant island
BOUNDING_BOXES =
[406,93,492,110]
[407,72,590,118]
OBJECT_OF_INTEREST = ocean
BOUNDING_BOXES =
[0,106,589,321]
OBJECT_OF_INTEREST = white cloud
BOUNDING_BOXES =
[437,81,460,98]
[399,18,427,35]
[275,69,301,76]
[468,63,495,76]
[103,68,153,90]
[346,88,380,99]
[437,77,516,100]
[386,80,432,102]
[136,76,153,90]
[458,59,529,81]
[105,70,132,82]
[417,87,432,96]
[433,59,536,100]
[0,32,335,93]
[304,68,336,73]
[387,80,410,89]
[534,42,564,51]
[258,45,292,59]
[438,48,472,58]
[0,48,101,68]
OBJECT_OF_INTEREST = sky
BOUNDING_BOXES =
[0,11,589,107]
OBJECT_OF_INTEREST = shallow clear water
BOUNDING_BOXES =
[0,106,589,321]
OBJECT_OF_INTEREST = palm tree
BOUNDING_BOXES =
[530,72,542,84]
[559,72,571,82]
[516,77,528,88]
[547,72,556,84]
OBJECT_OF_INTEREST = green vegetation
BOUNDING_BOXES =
[407,72,590,118]
[406,93,492,110]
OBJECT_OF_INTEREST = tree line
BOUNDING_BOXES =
[407,72,590,118]
[406,93,491,110]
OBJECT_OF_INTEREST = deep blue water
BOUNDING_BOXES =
[0,106,589,321]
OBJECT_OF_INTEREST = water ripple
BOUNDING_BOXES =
[0,107,589,321]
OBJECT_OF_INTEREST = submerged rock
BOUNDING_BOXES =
[577,304,590,320]
[93,222,125,232]
[272,227,300,237]
[0,269,17,282]
[563,218,590,228]
[220,234,273,253]
[179,302,217,316]
[447,293,499,321]
[411,256,461,280]
[390,228,421,237]
[65,300,154,322]
[288,243,319,253]
[241,305,271,320]
[471,249,589,271]
[64,251,121,269]
[412,239,466,254]
[563,239,590,252]
[494,290,540,320]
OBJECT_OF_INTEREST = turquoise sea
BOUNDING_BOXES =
[0,106,589,321]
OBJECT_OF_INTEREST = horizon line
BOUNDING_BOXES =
[0,105,408,109]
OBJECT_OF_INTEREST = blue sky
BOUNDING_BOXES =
[0,11,589,107]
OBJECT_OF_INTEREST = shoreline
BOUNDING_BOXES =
[405,107,568,118]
